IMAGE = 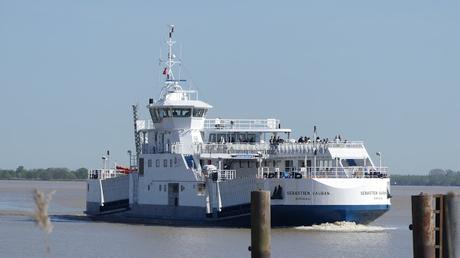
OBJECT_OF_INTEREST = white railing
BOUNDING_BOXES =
[218,170,236,181]
[257,166,389,179]
[88,169,124,180]
[197,143,270,155]
[205,169,237,181]
[194,141,364,156]
[204,119,280,130]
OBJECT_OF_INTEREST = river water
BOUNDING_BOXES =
[0,180,459,258]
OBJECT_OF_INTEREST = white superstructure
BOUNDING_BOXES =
[86,26,391,227]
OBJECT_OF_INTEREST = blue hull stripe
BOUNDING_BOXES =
[215,204,390,227]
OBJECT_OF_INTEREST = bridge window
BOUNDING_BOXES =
[159,108,174,118]
[193,108,207,117]
[150,108,161,122]
[172,108,191,117]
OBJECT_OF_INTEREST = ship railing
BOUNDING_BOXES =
[206,169,237,181]
[204,119,280,130]
[88,169,124,180]
[193,141,364,156]
[271,141,363,155]
[196,143,270,155]
[256,166,389,179]
[218,170,237,181]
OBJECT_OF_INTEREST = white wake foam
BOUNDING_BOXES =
[295,221,396,232]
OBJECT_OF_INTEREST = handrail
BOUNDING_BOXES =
[256,166,389,179]
[204,118,280,130]
[88,169,125,180]
[184,141,364,155]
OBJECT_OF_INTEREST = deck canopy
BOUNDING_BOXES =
[328,147,368,159]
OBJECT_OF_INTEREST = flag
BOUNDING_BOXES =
[116,165,136,174]
[162,68,168,75]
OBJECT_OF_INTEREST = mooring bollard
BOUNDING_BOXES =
[411,194,435,258]
[443,192,459,258]
[250,190,271,258]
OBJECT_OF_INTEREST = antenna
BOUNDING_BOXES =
[162,24,180,81]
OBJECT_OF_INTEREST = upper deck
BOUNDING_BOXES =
[136,118,291,133]
[204,118,291,133]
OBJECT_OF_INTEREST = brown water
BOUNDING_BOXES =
[1,180,459,258]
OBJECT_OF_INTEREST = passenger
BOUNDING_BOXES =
[298,137,304,143]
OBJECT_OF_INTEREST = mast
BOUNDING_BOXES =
[132,104,141,166]
[162,24,181,81]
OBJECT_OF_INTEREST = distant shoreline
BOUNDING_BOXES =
[0,178,86,182]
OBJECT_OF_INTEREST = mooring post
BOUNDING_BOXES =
[443,192,459,258]
[250,190,271,258]
[411,194,435,258]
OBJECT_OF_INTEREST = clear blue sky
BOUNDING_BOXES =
[1,0,459,174]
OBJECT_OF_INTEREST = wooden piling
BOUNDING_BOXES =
[251,191,271,258]
[412,194,435,258]
[443,192,459,258]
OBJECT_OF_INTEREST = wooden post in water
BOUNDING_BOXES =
[411,194,435,258]
[443,192,460,258]
[251,190,271,258]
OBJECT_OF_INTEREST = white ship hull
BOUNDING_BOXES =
[86,175,390,227]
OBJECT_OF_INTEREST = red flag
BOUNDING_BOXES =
[162,67,168,75]
[116,165,136,174]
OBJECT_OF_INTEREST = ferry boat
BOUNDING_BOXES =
[86,26,391,227]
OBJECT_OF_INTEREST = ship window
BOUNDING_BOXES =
[217,134,226,143]
[239,160,243,168]
[164,159,168,167]
[247,134,256,143]
[148,159,152,168]
[248,161,252,168]
[172,108,191,117]
[156,159,160,167]
[159,185,162,191]
[193,108,206,117]
[230,133,236,143]
[150,108,161,122]
[159,108,172,118]
[238,133,247,143]
[209,134,216,143]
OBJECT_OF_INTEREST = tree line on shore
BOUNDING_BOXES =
[0,166,88,180]
[391,169,460,186]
